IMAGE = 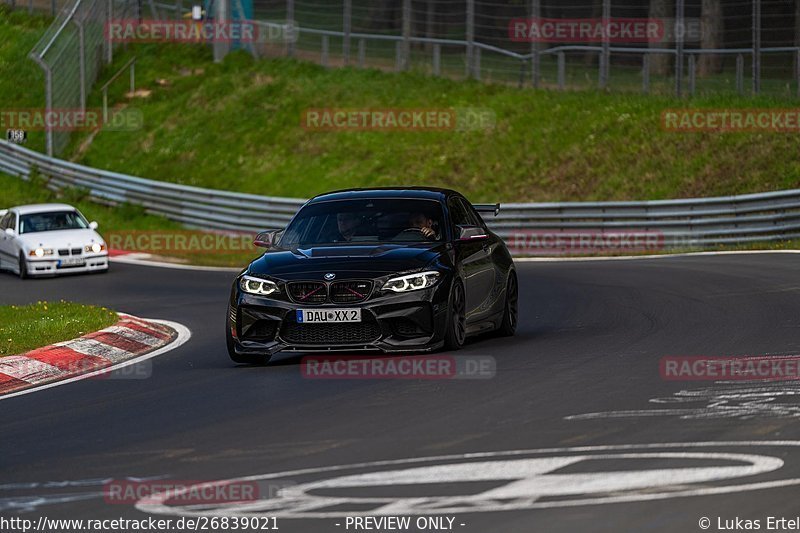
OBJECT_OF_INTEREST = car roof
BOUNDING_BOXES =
[10,204,78,215]
[308,187,458,204]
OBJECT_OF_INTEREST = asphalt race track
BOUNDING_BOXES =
[2,253,800,532]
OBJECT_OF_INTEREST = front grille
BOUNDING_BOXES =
[281,319,381,345]
[288,282,327,304]
[58,248,82,256]
[330,281,372,304]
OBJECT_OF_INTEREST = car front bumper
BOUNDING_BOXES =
[25,253,109,276]
[228,281,452,356]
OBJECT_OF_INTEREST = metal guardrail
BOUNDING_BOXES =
[2,140,800,250]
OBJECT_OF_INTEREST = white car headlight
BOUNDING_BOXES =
[29,248,53,257]
[240,275,279,296]
[383,271,440,292]
[85,243,107,254]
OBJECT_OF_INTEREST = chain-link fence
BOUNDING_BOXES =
[14,0,170,155]
[240,0,800,97]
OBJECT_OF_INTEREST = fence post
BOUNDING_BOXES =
[401,0,410,71]
[530,0,540,87]
[286,0,294,57]
[675,0,684,97]
[50,0,55,16]
[796,50,800,98]
[688,54,695,96]
[343,0,351,65]
[130,58,136,94]
[321,34,329,67]
[599,0,610,89]
[642,54,650,94]
[395,41,402,72]
[358,38,365,68]
[466,0,474,78]
[31,55,54,157]
[433,43,440,76]
[213,0,228,63]
[752,0,760,95]
[557,51,565,90]
[736,53,744,95]
[106,0,113,64]
[474,47,481,80]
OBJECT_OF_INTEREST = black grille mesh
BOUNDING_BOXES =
[330,281,372,304]
[281,320,381,345]
[288,282,327,304]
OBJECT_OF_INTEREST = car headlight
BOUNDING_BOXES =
[29,248,53,257]
[240,275,279,296]
[85,243,106,254]
[383,271,440,292]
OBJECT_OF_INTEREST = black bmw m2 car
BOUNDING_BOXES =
[226,188,517,363]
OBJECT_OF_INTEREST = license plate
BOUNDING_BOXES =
[296,309,361,323]
[58,257,85,267]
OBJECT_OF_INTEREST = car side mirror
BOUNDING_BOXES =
[4,228,15,237]
[457,225,488,241]
[89,221,99,230]
[254,229,283,248]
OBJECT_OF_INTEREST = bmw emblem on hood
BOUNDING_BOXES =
[324,273,336,280]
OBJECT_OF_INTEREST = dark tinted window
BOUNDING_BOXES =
[0,213,10,231]
[447,197,472,227]
[19,211,89,235]
[281,199,445,246]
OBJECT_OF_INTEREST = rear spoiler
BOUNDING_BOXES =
[472,203,500,217]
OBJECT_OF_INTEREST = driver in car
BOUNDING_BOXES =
[334,212,362,242]
[407,212,437,240]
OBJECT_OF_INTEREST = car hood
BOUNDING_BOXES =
[247,243,448,280]
[17,228,104,250]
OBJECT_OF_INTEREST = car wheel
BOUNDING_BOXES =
[18,253,28,280]
[444,280,466,350]
[226,315,268,365]
[496,271,518,337]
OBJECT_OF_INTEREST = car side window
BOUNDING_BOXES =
[448,197,472,228]
[9,213,16,232]
[461,200,488,230]
[0,213,10,231]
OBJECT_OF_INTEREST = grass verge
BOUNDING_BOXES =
[0,301,118,356]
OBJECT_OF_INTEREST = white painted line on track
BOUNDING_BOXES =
[515,249,800,262]
[0,319,191,402]
[110,254,241,272]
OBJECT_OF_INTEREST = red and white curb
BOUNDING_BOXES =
[0,313,191,400]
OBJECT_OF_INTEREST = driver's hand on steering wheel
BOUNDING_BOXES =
[419,227,435,239]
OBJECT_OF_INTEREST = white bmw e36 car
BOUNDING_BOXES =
[0,203,109,278]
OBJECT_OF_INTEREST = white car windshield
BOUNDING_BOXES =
[19,210,89,234]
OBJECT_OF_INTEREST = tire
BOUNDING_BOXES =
[18,253,28,280]
[226,314,268,365]
[444,279,466,351]
[496,271,518,337]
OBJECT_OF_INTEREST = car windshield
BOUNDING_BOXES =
[280,198,445,246]
[19,210,89,234]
